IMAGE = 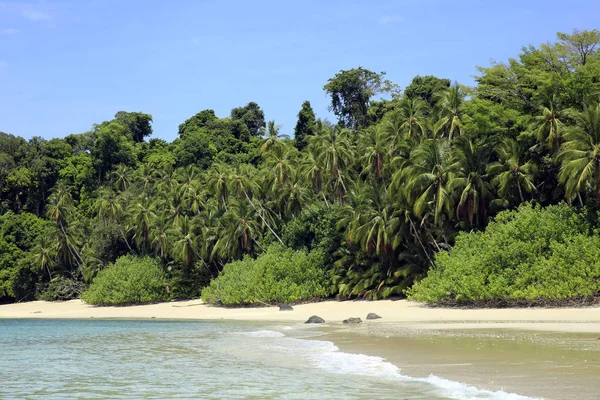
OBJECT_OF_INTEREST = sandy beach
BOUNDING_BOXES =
[1,299,600,333]
[2,299,600,399]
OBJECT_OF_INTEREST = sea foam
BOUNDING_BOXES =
[244,328,542,400]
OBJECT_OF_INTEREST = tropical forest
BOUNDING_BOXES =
[2,29,600,306]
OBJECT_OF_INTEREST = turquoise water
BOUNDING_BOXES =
[0,319,537,399]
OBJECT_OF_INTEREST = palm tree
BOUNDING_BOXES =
[307,126,354,203]
[170,216,199,266]
[557,102,600,203]
[449,137,493,228]
[397,139,456,226]
[300,146,329,207]
[274,172,311,218]
[434,84,465,140]
[206,163,230,211]
[533,94,564,152]
[127,195,157,253]
[263,144,297,190]
[341,184,401,258]
[260,120,288,154]
[212,199,262,260]
[46,183,84,274]
[150,212,172,260]
[95,186,133,251]
[360,125,392,182]
[488,138,537,203]
[135,162,156,194]
[112,164,132,192]
[389,98,427,138]
[34,236,55,280]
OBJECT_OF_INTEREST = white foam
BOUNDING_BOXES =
[237,330,286,338]
[239,329,542,399]
[298,338,541,400]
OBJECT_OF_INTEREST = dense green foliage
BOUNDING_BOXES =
[81,255,167,306]
[1,29,600,305]
[201,245,328,305]
[408,203,600,304]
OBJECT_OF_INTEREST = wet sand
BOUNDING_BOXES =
[325,324,600,400]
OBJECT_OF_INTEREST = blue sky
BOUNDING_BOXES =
[1,0,599,142]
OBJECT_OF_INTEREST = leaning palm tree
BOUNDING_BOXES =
[557,102,600,203]
[488,138,537,203]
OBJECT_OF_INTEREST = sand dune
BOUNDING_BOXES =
[2,299,600,333]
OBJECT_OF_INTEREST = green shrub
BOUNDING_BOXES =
[81,255,167,306]
[407,203,600,304]
[38,276,85,301]
[201,245,329,305]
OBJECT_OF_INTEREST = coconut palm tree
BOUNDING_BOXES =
[488,138,537,203]
[95,186,133,251]
[557,102,600,203]
[206,163,230,211]
[127,195,157,253]
[212,199,262,260]
[260,120,288,154]
[390,98,427,138]
[400,139,457,225]
[359,125,392,182]
[170,216,199,266]
[307,126,354,203]
[533,94,564,152]
[150,212,172,260]
[434,85,465,140]
[449,136,493,228]
[112,164,132,192]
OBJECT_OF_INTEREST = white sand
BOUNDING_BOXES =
[1,299,600,333]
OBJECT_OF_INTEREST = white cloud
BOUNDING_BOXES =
[379,14,405,26]
[21,6,52,21]
[0,28,19,34]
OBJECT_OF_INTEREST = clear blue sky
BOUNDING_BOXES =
[1,0,599,142]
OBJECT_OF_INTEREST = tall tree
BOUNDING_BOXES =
[114,111,153,143]
[231,102,266,137]
[324,67,397,129]
[294,101,316,151]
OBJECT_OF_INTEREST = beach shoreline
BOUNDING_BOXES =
[2,299,600,399]
[1,299,600,333]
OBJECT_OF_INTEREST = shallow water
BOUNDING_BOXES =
[0,319,537,399]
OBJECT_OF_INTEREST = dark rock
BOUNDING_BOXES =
[305,315,325,324]
[366,313,382,320]
[279,303,294,311]
[343,317,362,324]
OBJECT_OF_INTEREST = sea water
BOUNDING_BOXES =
[0,319,538,399]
